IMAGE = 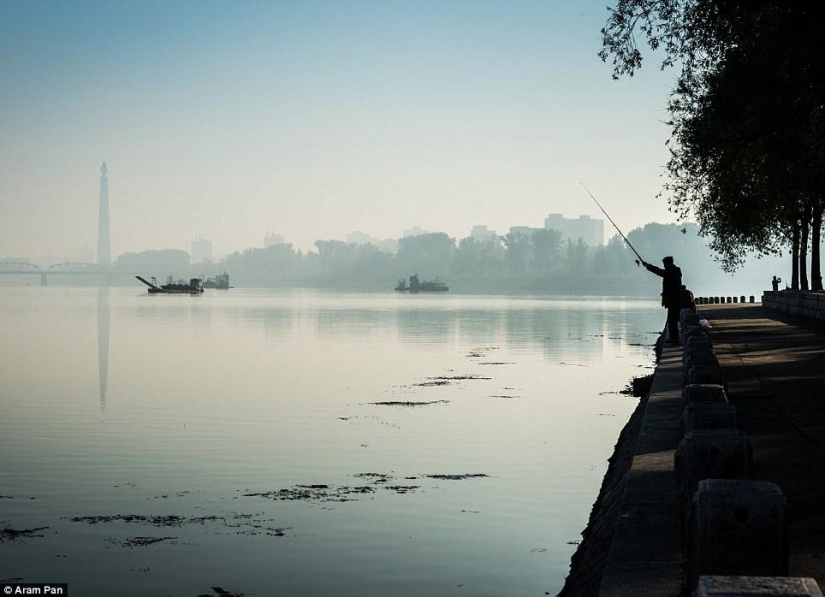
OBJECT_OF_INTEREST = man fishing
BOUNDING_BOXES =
[580,184,684,344]
[638,256,683,344]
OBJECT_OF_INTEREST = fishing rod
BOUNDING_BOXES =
[580,183,646,265]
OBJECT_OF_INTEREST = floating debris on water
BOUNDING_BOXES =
[488,395,520,399]
[413,380,451,387]
[477,362,513,366]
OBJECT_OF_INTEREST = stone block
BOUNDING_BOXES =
[682,384,728,406]
[684,325,709,342]
[681,402,738,434]
[683,347,716,370]
[686,365,726,388]
[694,575,823,596]
[685,336,713,354]
[682,308,700,326]
[676,430,752,508]
[684,352,720,377]
[686,480,788,592]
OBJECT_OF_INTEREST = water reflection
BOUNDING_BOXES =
[97,286,109,410]
[307,296,662,363]
[0,287,666,597]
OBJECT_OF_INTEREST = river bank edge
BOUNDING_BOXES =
[557,336,663,597]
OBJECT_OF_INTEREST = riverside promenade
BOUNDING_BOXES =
[561,301,825,596]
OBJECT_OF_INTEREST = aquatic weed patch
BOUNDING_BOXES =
[197,587,245,597]
[112,535,178,548]
[244,484,375,503]
[0,526,49,542]
[432,375,491,381]
[68,512,290,539]
[246,474,422,504]
[370,400,450,407]
[69,514,220,527]
[424,474,489,481]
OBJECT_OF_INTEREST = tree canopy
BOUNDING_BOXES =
[601,0,825,285]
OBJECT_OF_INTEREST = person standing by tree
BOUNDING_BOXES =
[639,256,683,344]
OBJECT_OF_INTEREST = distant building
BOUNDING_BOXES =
[264,231,285,248]
[375,239,398,254]
[470,225,497,241]
[346,231,377,245]
[544,214,604,247]
[78,245,95,263]
[508,226,537,238]
[191,236,212,264]
[402,226,429,238]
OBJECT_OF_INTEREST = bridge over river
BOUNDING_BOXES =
[0,261,123,285]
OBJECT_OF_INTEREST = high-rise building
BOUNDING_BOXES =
[346,231,376,245]
[191,236,212,264]
[544,214,604,247]
[264,231,285,248]
[97,162,111,265]
[402,226,429,238]
[508,226,537,238]
[470,225,497,241]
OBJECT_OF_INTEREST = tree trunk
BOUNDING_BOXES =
[801,216,810,291]
[792,223,800,291]
[813,207,823,291]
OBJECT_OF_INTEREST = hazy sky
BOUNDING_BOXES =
[0,0,678,260]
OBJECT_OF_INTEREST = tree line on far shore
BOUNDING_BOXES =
[112,222,776,291]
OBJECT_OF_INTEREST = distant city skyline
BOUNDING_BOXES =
[1,1,678,261]
[4,156,613,265]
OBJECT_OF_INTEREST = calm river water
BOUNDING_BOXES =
[0,287,663,597]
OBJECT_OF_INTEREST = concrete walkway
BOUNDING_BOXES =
[568,302,825,596]
[700,303,825,585]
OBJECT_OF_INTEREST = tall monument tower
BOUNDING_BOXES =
[97,162,111,265]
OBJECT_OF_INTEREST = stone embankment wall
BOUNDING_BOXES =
[560,303,823,596]
[763,290,825,321]
[556,387,649,597]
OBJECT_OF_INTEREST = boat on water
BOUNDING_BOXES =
[136,275,204,294]
[202,271,231,289]
[395,273,449,293]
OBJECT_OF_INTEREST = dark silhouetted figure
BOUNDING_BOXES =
[641,256,683,343]
[771,275,781,292]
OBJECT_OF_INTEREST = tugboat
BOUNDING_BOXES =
[136,275,204,294]
[395,273,449,293]
[202,271,231,289]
